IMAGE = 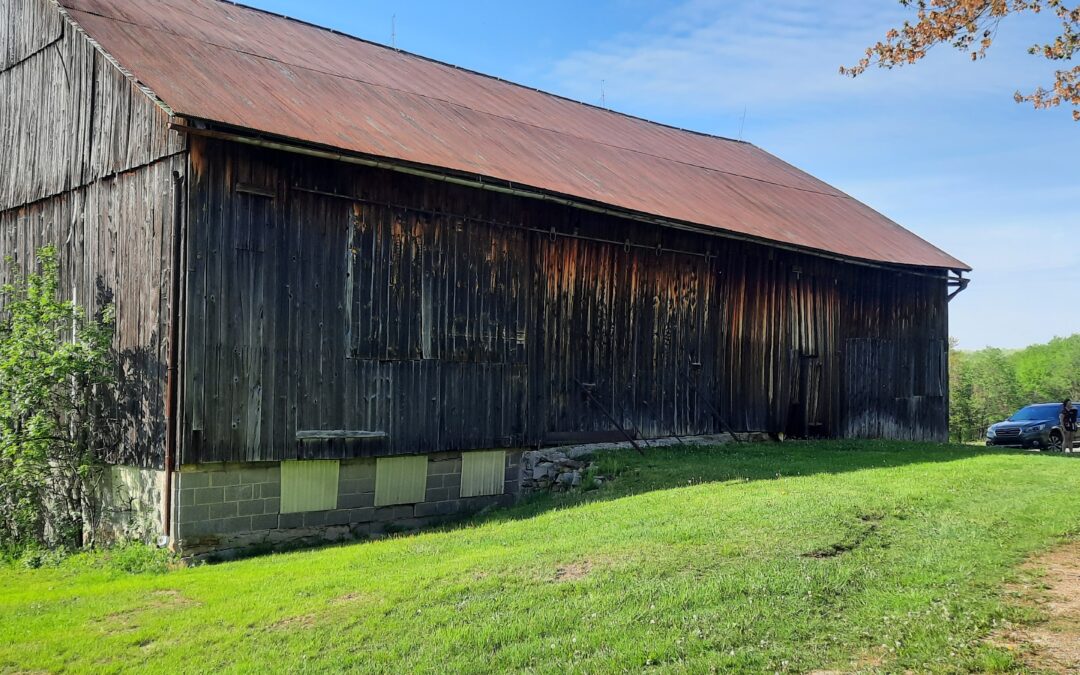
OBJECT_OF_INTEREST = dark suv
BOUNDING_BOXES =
[986,403,1071,451]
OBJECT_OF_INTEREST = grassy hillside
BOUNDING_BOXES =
[3,441,1080,673]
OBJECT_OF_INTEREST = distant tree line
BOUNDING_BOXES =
[950,334,1080,442]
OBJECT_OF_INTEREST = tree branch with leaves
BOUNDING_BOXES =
[843,1,1080,120]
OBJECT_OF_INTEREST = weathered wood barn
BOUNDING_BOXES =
[2,0,969,552]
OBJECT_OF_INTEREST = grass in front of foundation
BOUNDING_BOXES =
[2,440,1079,673]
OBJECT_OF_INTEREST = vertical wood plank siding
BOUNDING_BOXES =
[0,0,183,212]
[181,138,949,465]
[0,0,61,71]
[0,0,187,468]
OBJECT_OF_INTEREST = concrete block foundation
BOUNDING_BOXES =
[169,450,522,558]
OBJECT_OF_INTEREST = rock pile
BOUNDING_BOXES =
[521,448,600,492]
[521,432,774,493]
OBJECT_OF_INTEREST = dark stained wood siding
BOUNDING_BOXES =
[0,0,187,468]
[181,138,949,464]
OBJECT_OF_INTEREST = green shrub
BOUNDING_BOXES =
[0,246,116,551]
[97,541,178,574]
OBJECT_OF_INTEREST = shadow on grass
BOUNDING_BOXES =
[206,440,1072,563]
[467,439,1073,527]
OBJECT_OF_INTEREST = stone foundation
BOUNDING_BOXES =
[520,432,768,493]
[97,465,165,544]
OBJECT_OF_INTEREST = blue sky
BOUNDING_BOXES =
[247,0,1079,350]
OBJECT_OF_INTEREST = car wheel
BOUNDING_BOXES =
[1049,431,1063,452]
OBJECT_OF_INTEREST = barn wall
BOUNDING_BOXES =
[182,138,949,465]
[0,0,187,468]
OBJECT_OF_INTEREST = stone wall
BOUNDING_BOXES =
[172,450,521,558]
[97,465,165,544]
[520,433,763,493]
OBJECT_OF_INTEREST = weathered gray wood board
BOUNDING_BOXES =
[0,0,187,468]
[0,0,182,212]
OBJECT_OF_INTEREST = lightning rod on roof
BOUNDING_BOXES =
[738,105,748,141]
[391,14,396,49]
[601,80,606,109]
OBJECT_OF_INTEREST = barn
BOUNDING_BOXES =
[1,0,969,553]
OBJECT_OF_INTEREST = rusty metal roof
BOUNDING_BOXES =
[58,0,969,270]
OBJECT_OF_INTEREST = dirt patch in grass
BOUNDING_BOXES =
[553,561,592,582]
[989,540,1080,673]
[97,589,197,634]
[269,613,318,631]
[329,591,378,606]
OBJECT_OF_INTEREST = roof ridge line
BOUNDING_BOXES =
[213,0,754,147]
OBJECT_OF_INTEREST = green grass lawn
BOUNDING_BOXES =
[3,441,1080,673]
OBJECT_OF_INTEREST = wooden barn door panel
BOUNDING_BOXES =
[531,234,715,440]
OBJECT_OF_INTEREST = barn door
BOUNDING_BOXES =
[530,233,715,441]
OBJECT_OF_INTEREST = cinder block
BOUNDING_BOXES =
[413,502,439,518]
[237,499,266,517]
[240,467,272,484]
[224,484,254,502]
[278,512,305,529]
[349,507,375,523]
[250,513,279,531]
[214,516,253,534]
[210,471,241,487]
[194,486,224,505]
[424,487,449,503]
[338,479,368,495]
[257,482,280,499]
[179,517,216,537]
[323,510,351,526]
[427,457,461,476]
[374,505,413,521]
[263,498,280,514]
[303,510,350,528]
[436,500,462,515]
[179,472,211,489]
[208,501,238,520]
[178,504,208,524]
[178,489,196,507]
[339,492,374,509]
[339,459,375,481]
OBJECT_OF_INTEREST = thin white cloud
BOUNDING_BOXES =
[547,0,1048,115]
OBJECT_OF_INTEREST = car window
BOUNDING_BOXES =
[1009,405,1061,421]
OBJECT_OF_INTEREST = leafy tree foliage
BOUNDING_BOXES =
[949,333,1080,441]
[844,1,1080,120]
[0,247,116,551]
